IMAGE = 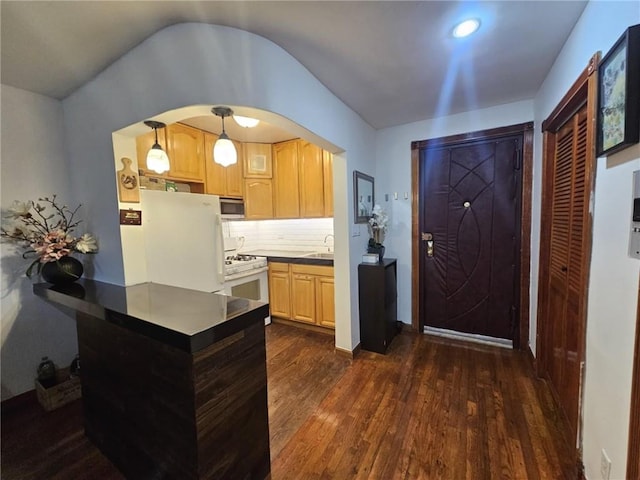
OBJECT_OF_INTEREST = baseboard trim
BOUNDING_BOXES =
[526,345,537,373]
[335,343,361,359]
[1,389,37,415]
[271,317,334,336]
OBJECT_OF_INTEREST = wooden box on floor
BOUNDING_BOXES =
[35,367,81,411]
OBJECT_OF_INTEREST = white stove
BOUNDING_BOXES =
[224,254,268,280]
[222,251,270,324]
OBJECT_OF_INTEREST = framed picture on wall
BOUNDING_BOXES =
[596,24,640,157]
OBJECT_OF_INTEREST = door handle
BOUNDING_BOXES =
[422,232,434,258]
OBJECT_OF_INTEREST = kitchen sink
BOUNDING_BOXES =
[303,252,334,260]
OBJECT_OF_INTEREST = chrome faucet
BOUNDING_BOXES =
[324,234,334,252]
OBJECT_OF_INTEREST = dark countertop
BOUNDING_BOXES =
[242,249,334,266]
[33,279,269,353]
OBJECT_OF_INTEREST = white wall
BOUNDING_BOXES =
[375,100,534,324]
[533,3,640,479]
[60,23,376,354]
[0,85,79,399]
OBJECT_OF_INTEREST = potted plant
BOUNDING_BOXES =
[367,204,388,260]
[1,195,98,283]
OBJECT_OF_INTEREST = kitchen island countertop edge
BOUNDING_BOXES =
[33,279,269,354]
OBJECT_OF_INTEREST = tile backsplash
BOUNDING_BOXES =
[224,218,334,253]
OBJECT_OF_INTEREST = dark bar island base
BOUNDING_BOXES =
[34,280,271,480]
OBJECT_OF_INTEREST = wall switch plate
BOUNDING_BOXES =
[600,449,611,480]
[352,226,360,237]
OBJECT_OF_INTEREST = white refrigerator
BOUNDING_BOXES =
[141,190,225,293]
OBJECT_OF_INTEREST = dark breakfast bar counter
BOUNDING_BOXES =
[34,279,271,480]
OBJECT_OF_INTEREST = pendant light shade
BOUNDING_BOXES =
[212,107,238,167]
[143,120,170,174]
[233,115,260,128]
[213,132,237,167]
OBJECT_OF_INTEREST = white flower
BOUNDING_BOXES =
[6,200,33,219]
[1,195,99,277]
[368,204,389,245]
[75,233,98,253]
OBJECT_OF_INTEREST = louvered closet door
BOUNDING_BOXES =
[546,105,588,441]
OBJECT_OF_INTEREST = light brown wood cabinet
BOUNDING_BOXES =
[268,262,292,319]
[165,123,205,182]
[204,133,244,198]
[244,178,274,219]
[291,270,316,324]
[298,141,325,218]
[244,143,273,178]
[272,140,300,218]
[316,275,335,328]
[268,261,335,330]
[271,139,333,220]
[136,126,333,219]
[323,150,334,217]
[135,128,168,177]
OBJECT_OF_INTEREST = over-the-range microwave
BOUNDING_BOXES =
[220,198,245,219]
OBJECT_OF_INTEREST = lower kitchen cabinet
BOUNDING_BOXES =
[268,261,334,330]
[291,270,316,324]
[268,262,291,318]
[316,276,335,328]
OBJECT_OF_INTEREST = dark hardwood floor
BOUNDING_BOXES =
[1,323,576,479]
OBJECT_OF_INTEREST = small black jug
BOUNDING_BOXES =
[69,354,80,378]
[37,356,56,388]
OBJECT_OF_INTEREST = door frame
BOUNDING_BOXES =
[536,53,599,465]
[411,122,534,349]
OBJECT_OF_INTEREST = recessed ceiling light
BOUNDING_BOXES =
[233,115,260,128]
[452,19,480,38]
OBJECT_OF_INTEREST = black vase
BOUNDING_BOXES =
[41,256,84,284]
[367,244,385,260]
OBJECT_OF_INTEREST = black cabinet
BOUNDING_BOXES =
[358,258,398,354]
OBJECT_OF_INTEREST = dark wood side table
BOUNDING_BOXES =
[358,258,398,354]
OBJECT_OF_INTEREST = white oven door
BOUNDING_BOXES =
[224,269,270,324]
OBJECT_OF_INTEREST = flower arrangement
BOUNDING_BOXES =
[1,195,98,277]
[367,204,389,248]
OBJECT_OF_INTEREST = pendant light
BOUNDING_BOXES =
[212,107,237,167]
[143,120,170,174]
[233,115,260,128]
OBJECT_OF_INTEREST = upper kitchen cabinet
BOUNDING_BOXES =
[323,150,334,217]
[298,141,325,218]
[273,140,300,219]
[228,140,244,197]
[204,133,244,198]
[243,143,273,178]
[165,123,205,182]
[136,128,168,177]
[244,178,274,219]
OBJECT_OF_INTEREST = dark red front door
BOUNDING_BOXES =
[419,134,522,341]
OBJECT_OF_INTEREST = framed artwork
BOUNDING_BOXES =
[596,24,640,157]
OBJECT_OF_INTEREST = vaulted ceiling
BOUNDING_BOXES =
[1,1,587,130]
